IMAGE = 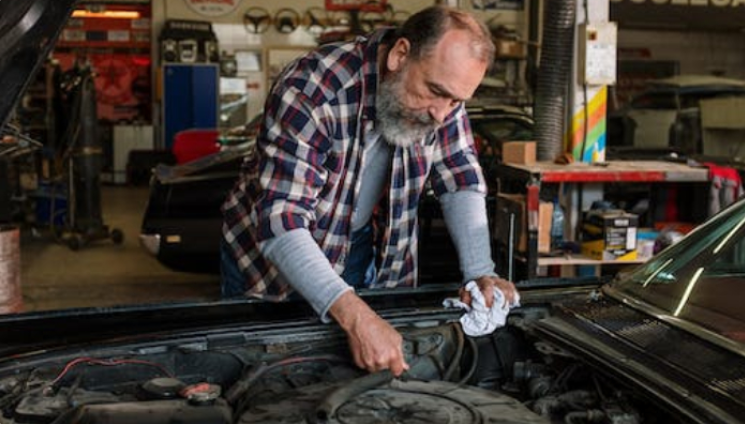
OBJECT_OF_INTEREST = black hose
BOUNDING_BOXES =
[443,323,465,382]
[565,409,605,424]
[47,407,79,424]
[226,354,347,404]
[457,336,480,385]
[314,370,394,423]
[229,354,349,422]
[534,0,576,161]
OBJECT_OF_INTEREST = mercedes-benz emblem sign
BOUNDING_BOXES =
[184,0,242,17]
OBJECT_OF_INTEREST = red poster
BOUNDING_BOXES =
[55,53,151,123]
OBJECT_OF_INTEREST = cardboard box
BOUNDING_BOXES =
[495,39,526,58]
[502,141,536,165]
[581,210,638,261]
[496,193,552,254]
[538,201,553,253]
[636,228,658,260]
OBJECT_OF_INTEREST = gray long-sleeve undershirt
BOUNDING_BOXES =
[261,136,495,322]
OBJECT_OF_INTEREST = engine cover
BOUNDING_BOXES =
[239,379,548,424]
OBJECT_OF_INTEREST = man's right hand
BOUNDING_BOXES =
[329,291,409,376]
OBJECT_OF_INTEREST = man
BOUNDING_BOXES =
[221,6,517,377]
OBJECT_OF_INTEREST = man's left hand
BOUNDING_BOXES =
[459,275,517,309]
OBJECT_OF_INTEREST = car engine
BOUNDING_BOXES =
[0,306,679,424]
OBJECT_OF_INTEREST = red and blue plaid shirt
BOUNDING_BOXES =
[221,29,487,301]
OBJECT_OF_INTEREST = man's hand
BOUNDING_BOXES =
[329,291,409,376]
[459,275,517,308]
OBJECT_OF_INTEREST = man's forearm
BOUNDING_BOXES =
[439,190,497,281]
[262,228,351,322]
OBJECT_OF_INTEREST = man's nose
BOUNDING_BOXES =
[428,99,458,124]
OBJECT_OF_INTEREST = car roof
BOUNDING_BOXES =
[649,75,745,90]
[465,102,532,119]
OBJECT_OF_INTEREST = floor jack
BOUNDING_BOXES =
[56,65,123,251]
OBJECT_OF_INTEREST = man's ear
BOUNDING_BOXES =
[386,38,410,72]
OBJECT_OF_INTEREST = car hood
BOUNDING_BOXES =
[0,280,601,356]
[0,0,77,132]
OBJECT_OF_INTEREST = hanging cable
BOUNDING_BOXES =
[49,357,174,387]
[580,0,591,162]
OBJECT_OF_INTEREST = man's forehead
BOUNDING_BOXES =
[414,31,486,97]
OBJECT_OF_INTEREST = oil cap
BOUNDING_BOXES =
[140,377,187,400]
[179,383,222,405]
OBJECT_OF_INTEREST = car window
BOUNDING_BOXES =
[630,92,677,110]
[616,201,745,344]
[474,119,533,142]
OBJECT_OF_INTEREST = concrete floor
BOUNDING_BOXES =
[19,185,220,312]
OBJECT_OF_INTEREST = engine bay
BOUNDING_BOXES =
[0,305,680,424]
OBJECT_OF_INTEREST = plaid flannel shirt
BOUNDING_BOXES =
[221,29,487,301]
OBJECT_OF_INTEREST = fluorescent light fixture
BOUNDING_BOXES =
[674,267,704,317]
[71,10,141,19]
[713,216,745,254]
[642,258,673,288]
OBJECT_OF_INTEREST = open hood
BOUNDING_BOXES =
[0,0,77,131]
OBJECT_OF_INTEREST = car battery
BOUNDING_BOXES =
[581,210,638,261]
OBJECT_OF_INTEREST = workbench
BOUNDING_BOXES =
[494,160,710,280]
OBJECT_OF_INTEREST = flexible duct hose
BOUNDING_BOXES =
[534,0,576,161]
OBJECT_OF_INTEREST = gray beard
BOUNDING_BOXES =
[376,71,438,148]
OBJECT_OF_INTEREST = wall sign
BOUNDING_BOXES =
[611,0,745,30]
[471,0,525,10]
[611,0,745,5]
[184,0,242,17]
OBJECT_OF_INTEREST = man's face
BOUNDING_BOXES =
[376,29,488,148]
[376,62,437,148]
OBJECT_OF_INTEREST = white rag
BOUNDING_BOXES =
[442,280,520,337]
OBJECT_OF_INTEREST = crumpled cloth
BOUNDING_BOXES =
[442,280,521,337]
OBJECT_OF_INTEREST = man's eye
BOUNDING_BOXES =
[427,85,444,97]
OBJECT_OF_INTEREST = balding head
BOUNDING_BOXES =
[394,6,495,66]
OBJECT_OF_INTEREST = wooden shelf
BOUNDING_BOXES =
[537,254,647,266]
[498,160,710,183]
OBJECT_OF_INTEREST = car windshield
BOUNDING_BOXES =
[614,200,745,344]
[471,118,533,142]
[630,92,677,109]
[679,90,745,109]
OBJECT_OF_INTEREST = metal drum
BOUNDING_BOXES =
[0,225,23,314]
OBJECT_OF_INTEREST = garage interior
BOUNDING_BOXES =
[3,0,745,315]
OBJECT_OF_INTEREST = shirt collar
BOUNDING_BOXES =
[359,28,395,123]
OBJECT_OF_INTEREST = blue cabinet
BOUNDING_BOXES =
[162,64,218,149]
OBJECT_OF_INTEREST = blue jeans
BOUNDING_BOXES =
[340,222,377,289]
[220,223,376,298]
[220,239,246,298]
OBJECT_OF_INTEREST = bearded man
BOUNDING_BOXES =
[221,6,517,376]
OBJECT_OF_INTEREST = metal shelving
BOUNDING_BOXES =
[495,160,710,279]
